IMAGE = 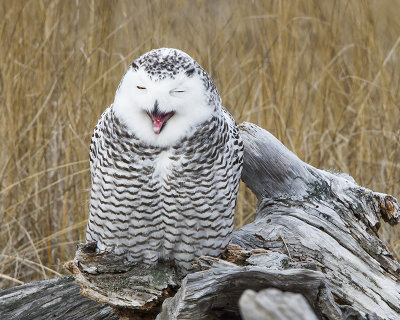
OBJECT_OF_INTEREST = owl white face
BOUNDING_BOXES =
[113,66,214,147]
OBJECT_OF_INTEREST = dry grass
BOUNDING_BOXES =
[1,0,399,288]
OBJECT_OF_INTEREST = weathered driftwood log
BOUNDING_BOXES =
[156,246,381,320]
[0,122,399,320]
[157,253,339,320]
[231,122,400,319]
[0,276,117,320]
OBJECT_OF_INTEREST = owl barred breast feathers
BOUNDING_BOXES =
[86,48,243,273]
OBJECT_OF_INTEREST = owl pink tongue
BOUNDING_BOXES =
[153,118,163,135]
[151,112,174,135]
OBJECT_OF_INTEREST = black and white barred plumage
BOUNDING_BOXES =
[86,48,243,273]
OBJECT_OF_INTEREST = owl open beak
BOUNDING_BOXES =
[148,109,175,135]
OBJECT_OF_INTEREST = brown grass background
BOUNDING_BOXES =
[1,0,399,288]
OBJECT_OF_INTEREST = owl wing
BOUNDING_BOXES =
[221,105,243,147]
[221,105,244,176]
[89,106,112,184]
[221,106,236,126]
[89,134,98,185]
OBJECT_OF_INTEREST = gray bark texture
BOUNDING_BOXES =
[239,288,318,320]
[0,276,117,320]
[0,122,399,320]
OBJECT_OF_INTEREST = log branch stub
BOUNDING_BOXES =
[64,242,182,319]
[239,288,319,320]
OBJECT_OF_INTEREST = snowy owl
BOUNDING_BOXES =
[86,48,243,273]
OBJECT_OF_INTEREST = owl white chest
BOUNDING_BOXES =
[153,150,176,184]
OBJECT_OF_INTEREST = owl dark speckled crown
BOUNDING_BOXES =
[132,48,221,108]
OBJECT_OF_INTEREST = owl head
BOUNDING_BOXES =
[113,48,222,146]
